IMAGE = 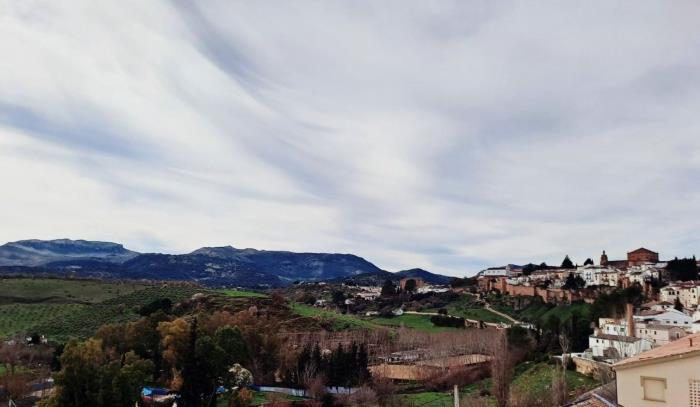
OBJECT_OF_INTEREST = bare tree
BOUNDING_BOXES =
[551,366,568,406]
[490,330,512,407]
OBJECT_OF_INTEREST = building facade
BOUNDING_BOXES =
[628,247,659,266]
[614,334,700,407]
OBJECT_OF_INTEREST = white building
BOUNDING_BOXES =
[625,264,661,285]
[416,285,450,294]
[480,266,514,277]
[660,285,680,304]
[634,308,693,328]
[589,333,653,361]
[578,265,621,287]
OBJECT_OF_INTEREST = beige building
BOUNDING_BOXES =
[635,323,687,346]
[660,282,700,309]
[614,333,700,406]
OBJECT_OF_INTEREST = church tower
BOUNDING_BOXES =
[600,250,609,266]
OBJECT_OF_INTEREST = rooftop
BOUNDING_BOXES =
[590,333,641,343]
[614,332,700,369]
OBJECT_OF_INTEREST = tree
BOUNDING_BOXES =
[522,263,536,276]
[666,257,698,281]
[228,364,253,388]
[380,279,396,297]
[561,255,574,269]
[584,258,594,266]
[403,279,417,293]
[46,339,153,407]
[551,366,567,406]
[215,326,248,367]
[563,273,585,290]
[675,297,684,311]
[331,290,346,306]
[490,331,512,407]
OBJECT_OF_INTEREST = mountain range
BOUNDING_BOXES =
[0,239,452,287]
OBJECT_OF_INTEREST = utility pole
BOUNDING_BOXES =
[453,384,459,407]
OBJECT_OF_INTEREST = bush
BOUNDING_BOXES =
[430,315,465,328]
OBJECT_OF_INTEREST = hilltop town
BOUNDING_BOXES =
[3,245,700,406]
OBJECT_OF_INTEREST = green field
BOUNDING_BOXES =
[431,295,509,324]
[370,314,457,333]
[0,278,207,341]
[0,278,146,304]
[290,302,378,330]
[33,285,202,341]
[0,303,86,338]
[216,391,306,406]
[219,289,268,298]
[398,391,457,407]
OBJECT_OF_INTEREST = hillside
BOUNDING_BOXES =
[395,268,452,285]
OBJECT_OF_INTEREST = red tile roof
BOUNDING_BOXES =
[614,332,700,370]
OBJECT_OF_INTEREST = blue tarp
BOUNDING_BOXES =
[141,387,172,397]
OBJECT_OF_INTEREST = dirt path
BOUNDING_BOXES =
[483,303,519,324]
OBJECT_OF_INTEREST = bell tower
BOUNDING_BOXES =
[600,250,609,266]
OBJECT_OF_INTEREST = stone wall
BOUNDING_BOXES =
[572,355,613,379]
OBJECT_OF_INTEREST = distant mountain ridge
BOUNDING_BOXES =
[0,239,451,288]
[0,239,138,266]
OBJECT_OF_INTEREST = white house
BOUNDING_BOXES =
[589,332,653,361]
[634,308,693,328]
[578,265,620,287]
[480,266,513,277]
[660,285,680,304]
[625,265,661,285]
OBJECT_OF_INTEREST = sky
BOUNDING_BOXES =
[1,1,700,277]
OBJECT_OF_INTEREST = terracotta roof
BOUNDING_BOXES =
[628,247,658,255]
[614,332,700,369]
[565,393,617,407]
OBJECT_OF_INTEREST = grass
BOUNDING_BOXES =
[509,361,597,401]
[452,308,509,324]
[216,391,306,406]
[398,362,597,406]
[0,278,146,304]
[398,390,456,406]
[0,364,30,376]
[434,295,510,324]
[370,314,456,333]
[290,303,379,330]
[456,361,597,404]
[218,289,268,298]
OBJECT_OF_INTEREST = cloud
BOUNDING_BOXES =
[1,1,700,275]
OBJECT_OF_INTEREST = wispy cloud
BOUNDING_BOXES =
[2,1,700,275]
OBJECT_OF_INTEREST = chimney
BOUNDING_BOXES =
[626,303,635,338]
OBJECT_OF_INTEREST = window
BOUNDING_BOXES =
[691,380,700,407]
[641,377,666,402]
